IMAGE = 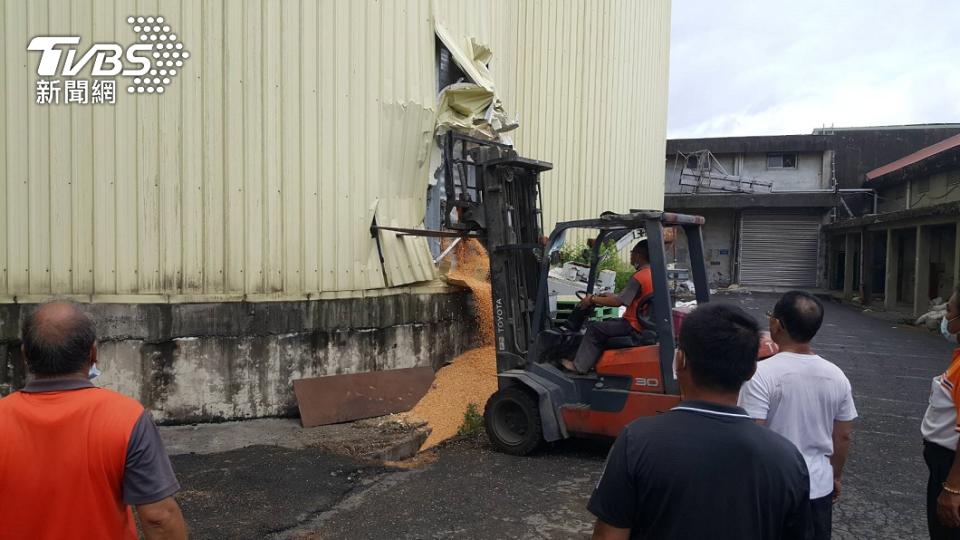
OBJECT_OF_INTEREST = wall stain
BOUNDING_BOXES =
[1,292,479,423]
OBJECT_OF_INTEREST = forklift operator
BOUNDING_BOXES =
[562,240,653,374]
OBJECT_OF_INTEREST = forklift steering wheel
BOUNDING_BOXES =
[561,291,592,332]
[635,294,656,331]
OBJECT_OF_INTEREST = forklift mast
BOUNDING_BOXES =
[441,133,552,373]
[440,132,710,386]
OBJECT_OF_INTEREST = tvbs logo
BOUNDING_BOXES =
[29,36,152,77]
[27,15,190,104]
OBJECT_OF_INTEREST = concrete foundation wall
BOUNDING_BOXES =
[0,288,478,423]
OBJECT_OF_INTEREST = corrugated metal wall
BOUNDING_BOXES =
[0,0,670,302]
[435,0,671,228]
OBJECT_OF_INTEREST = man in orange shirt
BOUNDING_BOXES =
[0,302,188,540]
[922,286,960,539]
[562,240,653,374]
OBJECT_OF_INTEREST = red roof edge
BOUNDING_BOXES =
[866,133,960,181]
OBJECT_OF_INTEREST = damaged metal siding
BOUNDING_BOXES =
[435,0,672,227]
[1,0,670,302]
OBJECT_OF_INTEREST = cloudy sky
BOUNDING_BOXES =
[667,0,960,138]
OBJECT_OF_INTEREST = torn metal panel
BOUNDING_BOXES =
[435,21,496,93]
[374,206,437,287]
[293,367,435,427]
[433,28,516,146]
[375,102,439,287]
[436,83,496,139]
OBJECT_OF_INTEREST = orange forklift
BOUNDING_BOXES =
[375,133,752,455]
[439,133,713,455]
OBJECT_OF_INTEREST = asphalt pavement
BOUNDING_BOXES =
[172,293,954,539]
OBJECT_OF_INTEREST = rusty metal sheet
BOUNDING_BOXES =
[293,367,435,428]
[867,133,960,181]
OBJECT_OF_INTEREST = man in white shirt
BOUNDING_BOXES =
[739,291,857,540]
[920,284,960,539]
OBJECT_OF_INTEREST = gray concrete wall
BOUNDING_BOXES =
[739,152,825,190]
[877,171,960,214]
[665,157,684,193]
[829,126,960,189]
[0,288,478,423]
[671,210,736,287]
[930,224,957,301]
[899,230,918,305]
[664,153,738,194]
[817,212,833,290]
[715,154,737,174]
[665,151,825,193]
[701,210,736,287]
[877,185,908,213]
[909,171,960,210]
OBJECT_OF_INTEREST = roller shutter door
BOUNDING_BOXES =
[738,213,820,288]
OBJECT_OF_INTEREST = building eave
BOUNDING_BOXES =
[824,201,960,231]
[865,147,960,188]
[666,134,833,156]
[665,192,839,211]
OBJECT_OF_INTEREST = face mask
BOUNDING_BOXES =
[88,363,101,380]
[672,350,683,380]
[942,316,960,342]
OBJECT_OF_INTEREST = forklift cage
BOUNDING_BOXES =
[531,211,710,395]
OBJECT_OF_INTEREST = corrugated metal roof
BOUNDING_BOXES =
[866,133,960,181]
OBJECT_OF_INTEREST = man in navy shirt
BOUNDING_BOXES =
[588,303,810,540]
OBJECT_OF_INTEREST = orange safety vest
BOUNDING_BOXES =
[622,266,653,332]
[0,385,144,540]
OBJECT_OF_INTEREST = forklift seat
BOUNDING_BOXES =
[605,329,657,349]
[603,292,657,350]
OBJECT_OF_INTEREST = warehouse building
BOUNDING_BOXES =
[826,133,960,316]
[664,134,837,288]
[664,125,960,290]
[0,0,671,421]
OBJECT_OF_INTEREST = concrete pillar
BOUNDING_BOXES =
[914,226,931,317]
[843,233,856,300]
[861,230,874,306]
[885,230,898,309]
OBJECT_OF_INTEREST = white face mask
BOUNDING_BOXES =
[942,316,959,342]
[87,363,101,380]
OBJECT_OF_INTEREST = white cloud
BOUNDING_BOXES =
[668,0,960,138]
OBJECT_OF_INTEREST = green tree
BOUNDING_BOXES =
[559,241,635,290]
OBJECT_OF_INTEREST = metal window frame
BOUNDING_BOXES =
[765,152,799,170]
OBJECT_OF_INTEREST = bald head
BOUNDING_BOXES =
[21,302,97,377]
[772,291,824,344]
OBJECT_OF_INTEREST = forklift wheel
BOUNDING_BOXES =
[484,387,543,456]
